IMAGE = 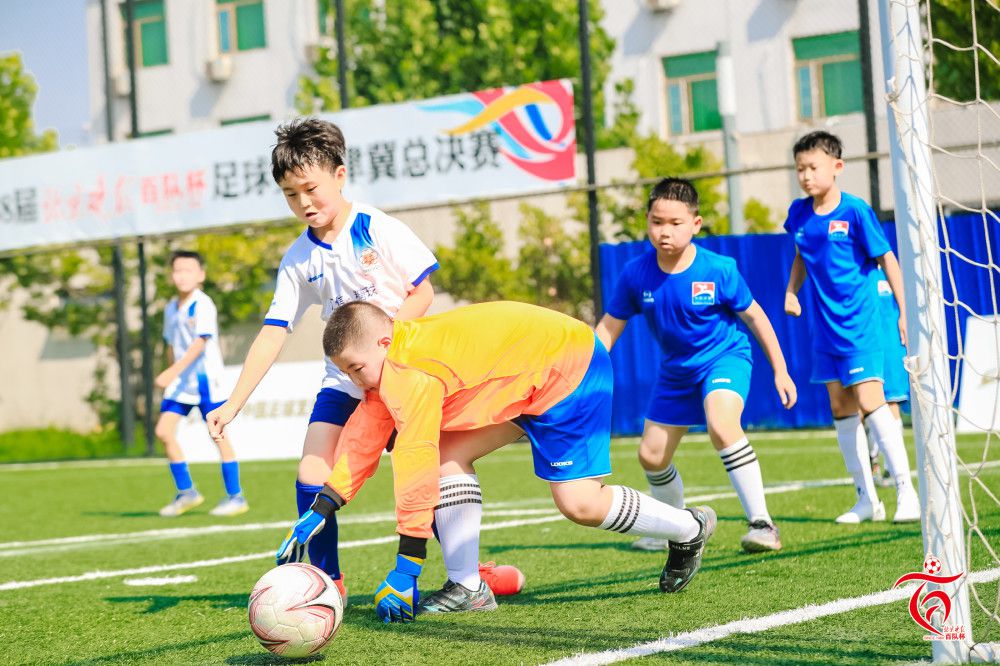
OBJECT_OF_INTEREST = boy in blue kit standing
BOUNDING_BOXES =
[207,118,438,599]
[596,178,796,553]
[155,250,247,517]
[783,130,919,524]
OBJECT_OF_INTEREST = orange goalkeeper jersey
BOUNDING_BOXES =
[327,301,596,538]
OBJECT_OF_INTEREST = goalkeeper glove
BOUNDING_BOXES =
[374,553,425,623]
[275,488,341,565]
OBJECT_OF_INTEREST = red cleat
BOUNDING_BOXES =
[478,561,525,596]
[332,573,347,605]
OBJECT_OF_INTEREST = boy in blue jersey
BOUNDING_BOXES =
[207,118,438,601]
[868,267,909,486]
[783,131,919,524]
[596,178,796,553]
[155,250,247,517]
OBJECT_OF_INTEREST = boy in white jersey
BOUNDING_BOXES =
[207,118,438,600]
[155,250,247,517]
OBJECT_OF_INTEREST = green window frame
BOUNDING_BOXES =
[220,114,271,126]
[318,0,333,36]
[662,51,721,135]
[792,31,863,119]
[121,0,168,67]
[216,0,267,53]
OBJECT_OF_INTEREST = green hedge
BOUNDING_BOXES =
[0,428,147,463]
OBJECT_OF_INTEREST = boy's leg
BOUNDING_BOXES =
[828,382,884,523]
[854,381,920,522]
[297,421,346,582]
[632,420,686,551]
[155,407,204,517]
[202,400,248,516]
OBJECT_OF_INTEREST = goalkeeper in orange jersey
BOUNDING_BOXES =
[276,300,717,623]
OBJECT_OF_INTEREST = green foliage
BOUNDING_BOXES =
[0,52,57,158]
[301,0,616,132]
[432,203,519,303]
[931,0,1000,102]
[744,197,778,234]
[0,427,137,462]
[596,79,640,150]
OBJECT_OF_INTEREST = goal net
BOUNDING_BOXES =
[878,0,1000,661]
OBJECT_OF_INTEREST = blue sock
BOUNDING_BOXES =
[296,481,341,580]
[221,461,242,496]
[169,462,194,493]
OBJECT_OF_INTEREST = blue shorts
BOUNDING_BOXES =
[646,354,752,427]
[161,398,226,421]
[882,346,909,403]
[309,388,361,426]
[811,350,884,388]
[514,336,613,483]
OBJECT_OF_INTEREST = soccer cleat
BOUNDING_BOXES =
[158,491,204,517]
[893,487,921,523]
[740,520,782,553]
[631,537,670,551]
[871,460,890,487]
[478,561,525,596]
[332,574,348,606]
[417,579,498,614]
[659,505,716,593]
[209,494,249,517]
[835,499,886,524]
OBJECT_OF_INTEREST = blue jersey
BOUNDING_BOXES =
[606,245,753,379]
[784,191,891,355]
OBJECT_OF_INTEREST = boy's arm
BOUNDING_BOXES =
[394,278,434,321]
[595,314,627,351]
[155,337,207,389]
[206,325,287,439]
[324,394,398,502]
[876,251,908,346]
[784,249,806,316]
[738,301,797,409]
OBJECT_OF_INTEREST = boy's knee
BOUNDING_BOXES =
[297,456,331,485]
[555,495,604,526]
[154,422,173,442]
[637,438,668,470]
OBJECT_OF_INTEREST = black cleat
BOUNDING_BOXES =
[659,506,716,593]
[417,579,498,614]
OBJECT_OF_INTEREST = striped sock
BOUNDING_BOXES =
[718,438,771,524]
[434,474,483,591]
[599,485,699,542]
[645,464,684,508]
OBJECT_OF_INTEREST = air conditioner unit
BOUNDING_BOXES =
[305,36,336,63]
[645,0,680,11]
[207,54,234,82]
[112,71,131,97]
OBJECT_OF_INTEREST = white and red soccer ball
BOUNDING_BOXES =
[923,555,943,575]
[248,563,344,657]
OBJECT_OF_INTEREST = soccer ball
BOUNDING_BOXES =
[924,555,943,575]
[248,563,344,657]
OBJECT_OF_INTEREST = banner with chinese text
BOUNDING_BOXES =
[0,79,575,253]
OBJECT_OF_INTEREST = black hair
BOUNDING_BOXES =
[322,301,391,359]
[647,177,699,215]
[793,130,843,159]
[170,250,204,268]
[271,117,347,184]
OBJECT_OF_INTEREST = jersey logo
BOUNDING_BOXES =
[691,281,716,305]
[642,290,654,304]
[307,272,324,283]
[877,279,892,296]
[828,220,850,238]
[359,247,382,272]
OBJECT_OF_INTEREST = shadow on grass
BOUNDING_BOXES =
[59,632,249,666]
[225,652,327,665]
[81,510,161,518]
[106,593,247,614]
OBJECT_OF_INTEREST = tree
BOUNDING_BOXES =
[931,0,1000,102]
[0,53,56,158]
[301,0,617,141]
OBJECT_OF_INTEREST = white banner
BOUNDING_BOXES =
[956,316,1000,433]
[175,360,324,462]
[0,80,575,253]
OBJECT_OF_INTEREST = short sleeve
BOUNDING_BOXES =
[372,215,439,288]
[162,302,175,342]
[264,259,318,329]
[194,297,219,338]
[854,200,891,259]
[782,199,800,234]
[604,264,639,320]
[722,260,754,312]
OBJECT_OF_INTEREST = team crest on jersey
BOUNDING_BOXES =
[691,281,716,305]
[642,290,654,304]
[359,247,382,272]
[828,220,850,238]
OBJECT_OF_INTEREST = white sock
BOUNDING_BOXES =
[718,438,771,524]
[866,424,879,462]
[645,464,684,508]
[434,473,483,591]
[599,485,699,542]
[865,405,914,493]
[834,415,879,504]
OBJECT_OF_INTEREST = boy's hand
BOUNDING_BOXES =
[154,369,176,389]
[374,554,424,623]
[206,402,238,441]
[784,292,802,317]
[775,371,797,409]
[897,316,908,347]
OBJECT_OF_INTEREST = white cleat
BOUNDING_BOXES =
[159,491,204,517]
[893,488,921,523]
[631,536,670,551]
[209,495,249,517]
[835,499,886,524]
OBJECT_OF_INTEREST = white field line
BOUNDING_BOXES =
[0,514,565,592]
[123,575,197,586]
[545,567,1000,666]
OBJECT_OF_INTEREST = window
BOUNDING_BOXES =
[318,0,333,36]
[793,31,863,119]
[121,0,167,67]
[220,114,271,126]
[216,0,267,53]
[662,51,721,135]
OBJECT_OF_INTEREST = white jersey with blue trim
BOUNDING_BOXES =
[263,201,439,397]
[163,289,226,405]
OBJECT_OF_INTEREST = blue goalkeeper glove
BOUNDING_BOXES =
[374,553,424,623]
[275,488,341,565]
